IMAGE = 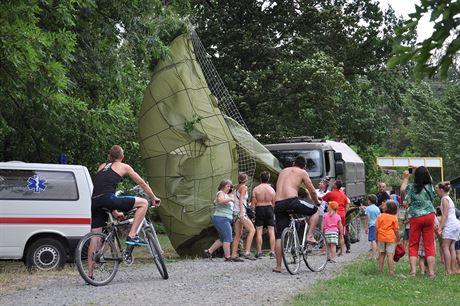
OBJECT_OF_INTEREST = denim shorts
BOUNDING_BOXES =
[368,226,376,241]
[212,215,233,243]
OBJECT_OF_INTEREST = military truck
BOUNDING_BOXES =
[264,136,365,204]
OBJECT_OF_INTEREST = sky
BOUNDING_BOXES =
[378,0,433,42]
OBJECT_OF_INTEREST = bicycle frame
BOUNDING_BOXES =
[289,215,308,252]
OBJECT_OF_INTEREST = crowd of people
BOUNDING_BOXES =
[205,156,355,272]
[90,146,460,277]
[363,166,460,277]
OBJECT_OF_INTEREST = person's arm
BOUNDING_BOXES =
[302,173,319,203]
[439,197,449,232]
[125,164,160,204]
[364,212,369,234]
[345,197,350,214]
[216,191,231,205]
[338,218,343,237]
[251,188,257,210]
[400,170,410,198]
[239,186,247,219]
[321,215,325,233]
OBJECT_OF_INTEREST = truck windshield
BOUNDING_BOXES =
[270,150,322,178]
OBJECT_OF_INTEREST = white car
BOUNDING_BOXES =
[0,162,92,270]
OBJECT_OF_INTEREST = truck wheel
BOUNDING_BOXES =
[25,238,66,271]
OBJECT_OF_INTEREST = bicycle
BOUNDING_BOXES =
[281,214,328,275]
[75,204,168,286]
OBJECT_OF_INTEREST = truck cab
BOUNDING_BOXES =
[0,162,93,270]
[264,137,365,203]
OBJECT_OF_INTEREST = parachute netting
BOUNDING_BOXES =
[190,28,256,188]
[138,28,281,256]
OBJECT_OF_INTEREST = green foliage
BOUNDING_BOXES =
[0,0,189,173]
[389,0,460,79]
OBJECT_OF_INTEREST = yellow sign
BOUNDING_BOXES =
[376,157,444,181]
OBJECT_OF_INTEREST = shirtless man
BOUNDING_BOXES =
[252,171,276,259]
[273,155,320,273]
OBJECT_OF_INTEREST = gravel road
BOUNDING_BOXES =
[0,231,368,306]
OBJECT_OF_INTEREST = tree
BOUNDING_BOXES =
[388,0,460,79]
[0,0,188,172]
[192,0,405,142]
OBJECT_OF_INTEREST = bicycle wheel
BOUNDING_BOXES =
[281,227,301,275]
[75,232,119,286]
[303,229,328,272]
[145,230,168,279]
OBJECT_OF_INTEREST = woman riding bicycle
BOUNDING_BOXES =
[91,145,161,244]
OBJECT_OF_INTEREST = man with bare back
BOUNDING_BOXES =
[273,155,320,273]
[251,171,276,259]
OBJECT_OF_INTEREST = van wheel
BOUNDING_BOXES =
[25,238,66,271]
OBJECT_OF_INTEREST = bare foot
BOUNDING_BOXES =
[389,271,395,276]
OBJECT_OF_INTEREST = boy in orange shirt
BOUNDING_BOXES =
[376,200,400,275]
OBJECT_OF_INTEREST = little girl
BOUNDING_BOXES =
[321,201,343,263]
[437,182,460,274]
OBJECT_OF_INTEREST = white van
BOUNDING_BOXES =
[0,162,93,270]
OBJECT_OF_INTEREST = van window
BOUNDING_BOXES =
[0,169,79,200]
[270,150,323,178]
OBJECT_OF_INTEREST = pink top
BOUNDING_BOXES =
[323,213,341,232]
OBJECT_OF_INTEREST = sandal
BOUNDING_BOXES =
[272,268,281,273]
[204,249,213,260]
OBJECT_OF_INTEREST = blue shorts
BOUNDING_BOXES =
[368,226,376,241]
[212,215,233,243]
[456,240,460,250]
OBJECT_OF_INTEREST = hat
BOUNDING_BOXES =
[393,243,405,262]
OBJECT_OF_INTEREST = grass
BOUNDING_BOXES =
[293,253,460,306]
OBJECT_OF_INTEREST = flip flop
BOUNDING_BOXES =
[272,268,281,273]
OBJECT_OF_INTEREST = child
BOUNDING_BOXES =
[321,201,343,263]
[418,236,426,274]
[365,194,381,258]
[436,182,460,274]
[375,200,400,275]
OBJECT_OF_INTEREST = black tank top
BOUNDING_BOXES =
[92,162,123,197]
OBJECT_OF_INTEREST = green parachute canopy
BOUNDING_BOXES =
[138,32,281,256]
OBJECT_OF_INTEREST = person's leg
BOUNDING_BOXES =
[330,244,337,261]
[379,252,386,273]
[87,227,102,277]
[449,240,457,274]
[242,217,255,256]
[371,241,377,258]
[387,252,395,275]
[306,210,320,242]
[408,217,422,275]
[419,256,426,274]
[231,220,242,258]
[442,239,453,274]
[256,226,263,255]
[267,226,275,255]
[128,197,148,238]
[420,214,436,276]
[208,240,223,254]
[274,239,282,271]
[222,242,231,258]
[221,218,233,259]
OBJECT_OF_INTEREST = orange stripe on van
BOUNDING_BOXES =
[0,217,91,225]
